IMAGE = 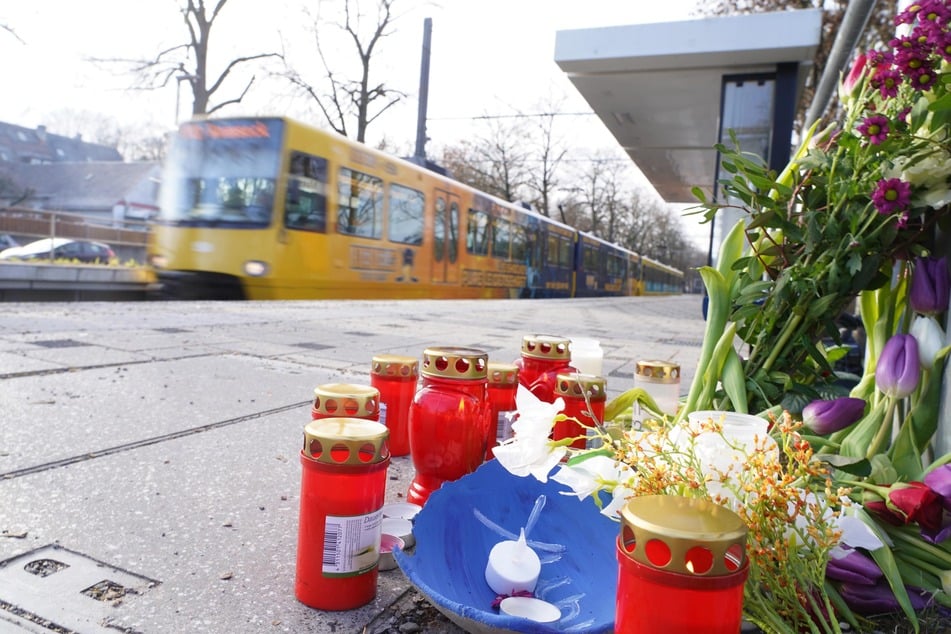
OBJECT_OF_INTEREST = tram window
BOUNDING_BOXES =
[547,234,572,267]
[607,252,624,277]
[285,151,328,232]
[388,184,424,245]
[583,245,597,271]
[337,167,383,238]
[448,201,459,263]
[511,225,527,263]
[466,210,490,256]
[492,219,512,260]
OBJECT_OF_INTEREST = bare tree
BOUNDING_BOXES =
[438,115,532,203]
[94,0,280,118]
[2,23,24,44]
[522,97,569,217]
[283,0,406,143]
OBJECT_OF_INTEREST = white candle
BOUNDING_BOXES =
[569,337,603,377]
[484,528,541,595]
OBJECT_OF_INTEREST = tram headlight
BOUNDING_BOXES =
[243,260,269,277]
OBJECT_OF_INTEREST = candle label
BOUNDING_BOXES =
[496,410,517,443]
[379,402,388,427]
[321,509,383,576]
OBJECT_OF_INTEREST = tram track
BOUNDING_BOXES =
[0,400,309,481]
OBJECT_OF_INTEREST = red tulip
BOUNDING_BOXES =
[865,482,943,532]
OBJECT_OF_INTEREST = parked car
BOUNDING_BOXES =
[0,238,117,264]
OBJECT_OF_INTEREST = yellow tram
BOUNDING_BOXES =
[148,116,683,300]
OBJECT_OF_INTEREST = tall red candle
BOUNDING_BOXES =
[295,418,390,611]
[553,372,605,449]
[370,354,419,457]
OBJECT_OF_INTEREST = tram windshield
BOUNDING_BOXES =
[158,119,284,228]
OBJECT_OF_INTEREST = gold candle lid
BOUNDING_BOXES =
[487,362,519,387]
[618,495,747,576]
[371,354,419,379]
[635,360,681,384]
[421,347,487,380]
[303,417,389,465]
[313,383,380,418]
[520,334,571,361]
[554,373,606,401]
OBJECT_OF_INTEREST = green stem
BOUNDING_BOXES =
[885,524,951,569]
[894,550,948,580]
[759,312,804,375]
[866,397,897,459]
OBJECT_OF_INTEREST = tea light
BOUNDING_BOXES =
[500,596,561,623]
[382,517,415,549]
[484,528,541,595]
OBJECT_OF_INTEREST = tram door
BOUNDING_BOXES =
[432,189,460,285]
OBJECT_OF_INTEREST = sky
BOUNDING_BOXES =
[0,0,706,245]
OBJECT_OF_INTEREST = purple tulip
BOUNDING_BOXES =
[839,581,931,615]
[826,549,882,585]
[875,334,921,399]
[802,397,866,435]
[920,515,951,545]
[924,464,951,512]
[910,256,950,315]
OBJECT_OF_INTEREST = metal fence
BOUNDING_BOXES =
[0,207,149,248]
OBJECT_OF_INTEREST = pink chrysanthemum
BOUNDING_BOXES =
[872,178,912,215]
[858,115,890,145]
[871,68,902,99]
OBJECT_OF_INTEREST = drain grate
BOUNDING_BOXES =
[0,544,159,633]
[80,580,137,603]
[23,559,69,578]
[30,340,90,349]
[152,327,190,334]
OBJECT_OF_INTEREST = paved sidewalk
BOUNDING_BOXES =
[0,295,706,633]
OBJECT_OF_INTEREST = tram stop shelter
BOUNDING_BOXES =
[553,8,823,260]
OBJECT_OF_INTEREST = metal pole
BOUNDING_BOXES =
[803,0,879,129]
[414,18,433,161]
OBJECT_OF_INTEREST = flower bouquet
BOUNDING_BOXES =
[494,2,951,632]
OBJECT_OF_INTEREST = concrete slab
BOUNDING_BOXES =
[0,295,706,634]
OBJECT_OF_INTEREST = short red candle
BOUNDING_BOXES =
[615,495,749,633]
[407,347,489,506]
[514,334,576,403]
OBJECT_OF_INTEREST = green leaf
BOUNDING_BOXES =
[868,525,922,632]
[824,582,860,631]
[816,453,871,476]
[720,347,748,414]
[839,400,887,458]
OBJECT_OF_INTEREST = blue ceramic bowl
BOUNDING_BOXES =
[394,459,617,633]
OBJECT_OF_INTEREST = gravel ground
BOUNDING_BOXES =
[363,586,463,634]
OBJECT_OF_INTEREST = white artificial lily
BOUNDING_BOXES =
[552,455,636,519]
[492,385,567,482]
[910,314,945,370]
